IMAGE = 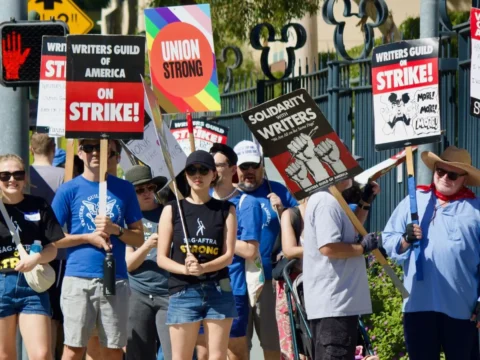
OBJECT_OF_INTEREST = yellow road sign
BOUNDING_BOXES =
[28,0,94,34]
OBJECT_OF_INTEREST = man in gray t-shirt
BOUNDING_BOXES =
[303,179,380,360]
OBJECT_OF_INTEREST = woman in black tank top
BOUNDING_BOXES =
[157,150,237,360]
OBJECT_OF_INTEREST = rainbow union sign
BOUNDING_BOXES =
[144,4,221,114]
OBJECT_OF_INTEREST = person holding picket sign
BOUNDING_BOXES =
[0,154,65,360]
[157,150,237,360]
[383,146,480,360]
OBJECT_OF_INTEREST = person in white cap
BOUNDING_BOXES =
[233,140,297,360]
[383,146,480,360]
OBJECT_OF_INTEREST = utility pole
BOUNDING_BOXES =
[0,1,29,164]
[416,0,439,184]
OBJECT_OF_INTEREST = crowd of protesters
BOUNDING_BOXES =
[0,133,479,360]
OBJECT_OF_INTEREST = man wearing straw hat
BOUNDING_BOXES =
[383,146,480,360]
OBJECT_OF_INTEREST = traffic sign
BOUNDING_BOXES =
[28,0,94,34]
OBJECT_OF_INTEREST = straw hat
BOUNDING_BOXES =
[421,146,480,186]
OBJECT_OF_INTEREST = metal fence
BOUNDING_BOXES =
[168,0,480,232]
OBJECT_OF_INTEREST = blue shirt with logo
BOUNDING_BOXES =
[241,180,297,280]
[228,193,262,296]
[52,175,143,280]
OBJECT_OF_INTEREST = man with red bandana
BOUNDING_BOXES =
[383,146,480,360]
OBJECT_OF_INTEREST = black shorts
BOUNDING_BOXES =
[310,315,359,360]
[48,259,66,322]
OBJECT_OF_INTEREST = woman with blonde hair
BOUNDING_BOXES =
[0,154,64,360]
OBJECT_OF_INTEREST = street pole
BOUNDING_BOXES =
[416,0,439,185]
[0,1,29,164]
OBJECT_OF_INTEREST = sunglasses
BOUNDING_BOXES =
[435,167,467,181]
[135,184,157,195]
[185,165,210,176]
[239,162,261,171]
[80,144,101,153]
[0,171,26,182]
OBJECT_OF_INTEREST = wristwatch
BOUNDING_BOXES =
[117,225,124,238]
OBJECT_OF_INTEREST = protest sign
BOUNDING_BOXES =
[170,118,229,155]
[241,89,362,201]
[144,4,221,113]
[36,36,67,137]
[122,97,186,184]
[471,7,480,117]
[65,35,145,139]
[372,38,441,150]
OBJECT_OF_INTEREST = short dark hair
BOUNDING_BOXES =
[209,143,238,166]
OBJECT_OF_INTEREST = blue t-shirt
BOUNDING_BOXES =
[228,193,262,296]
[52,175,143,280]
[128,207,169,296]
[241,180,297,280]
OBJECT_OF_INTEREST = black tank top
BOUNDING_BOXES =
[168,198,232,294]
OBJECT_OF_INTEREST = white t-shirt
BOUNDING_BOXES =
[303,190,372,319]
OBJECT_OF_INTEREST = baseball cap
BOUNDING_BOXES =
[210,143,238,165]
[233,140,261,166]
[185,150,216,171]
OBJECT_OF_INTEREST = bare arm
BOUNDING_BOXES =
[126,234,157,272]
[157,205,189,275]
[354,205,370,226]
[118,220,144,247]
[281,209,303,260]
[200,206,237,273]
[320,242,364,259]
[234,240,258,261]
[54,233,89,249]
[38,243,57,264]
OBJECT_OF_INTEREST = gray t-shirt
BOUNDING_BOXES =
[303,190,372,319]
[128,207,169,296]
[30,165,65,205]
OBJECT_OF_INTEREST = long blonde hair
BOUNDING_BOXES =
[0,154,25,170]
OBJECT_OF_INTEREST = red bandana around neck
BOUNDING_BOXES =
[417,183,476,201]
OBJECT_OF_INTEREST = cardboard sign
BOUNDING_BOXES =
[170,119,228,155]
[241,89,362,200]
[471,7,480,117]
[372,38,441,150]
[144,4,221,113]
[122,95,186,184]
[36,36,66,137]
[65,35,145,139]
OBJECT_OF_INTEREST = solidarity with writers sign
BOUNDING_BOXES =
[36,36,66,137]
[144,5,221,113]
[170,119,228,155]
[242,89,362,201]
[372,38,441,150]
[65,35,145,139]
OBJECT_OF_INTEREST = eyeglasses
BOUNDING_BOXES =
[435,167,467,181]
[80,144,101,153]
[109,151,119,159]
[135,184,157,195]
[239,162,261,171]
[215,162,230,168]
[0,171,26,182]
[185,165,210,176]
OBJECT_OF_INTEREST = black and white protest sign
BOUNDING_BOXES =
[471,8,480,117]
[241,89,362,200]
[65,35,145,139]
[372,38,441,150]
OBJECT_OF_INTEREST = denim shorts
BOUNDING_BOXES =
[166,280,237,325]
[0,271,51,318]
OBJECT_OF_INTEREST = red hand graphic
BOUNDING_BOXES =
[2,31,30,80]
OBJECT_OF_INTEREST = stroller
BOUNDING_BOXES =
[282,259,376,360]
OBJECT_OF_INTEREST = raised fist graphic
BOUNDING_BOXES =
[314,138,347,174]
[286,161,312,189]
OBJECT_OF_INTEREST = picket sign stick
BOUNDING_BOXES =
[405,146,423,281]
[186,111,195,153]
[328,185,410,299]
[98,139,109,217]
[64,139,75,182]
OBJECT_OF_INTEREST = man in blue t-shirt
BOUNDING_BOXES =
[233,140,297,360]
[52,139,143,360]
[195,143,262,360]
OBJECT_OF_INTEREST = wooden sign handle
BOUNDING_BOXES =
[98,139,109,216]
[64,139,76,182]
[328,185,410,299]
